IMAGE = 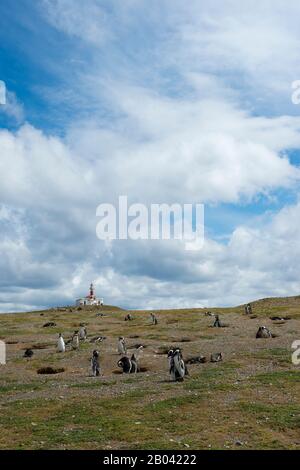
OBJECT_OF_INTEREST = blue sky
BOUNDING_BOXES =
[1,0,300,312]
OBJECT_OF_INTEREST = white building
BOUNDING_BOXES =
[76,283,104,306]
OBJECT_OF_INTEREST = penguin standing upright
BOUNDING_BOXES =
[72,332,79,350]
[245,303,252,315]
[91,350,101,376]
[150,313,158,325]
[79,326,87,341]
[57,333,65,353]
[117,337,127,355]
[168,348,188,381]
[213,314,221,327]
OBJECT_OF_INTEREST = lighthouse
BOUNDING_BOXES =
[76,283,104,307]
[89,283,95,299]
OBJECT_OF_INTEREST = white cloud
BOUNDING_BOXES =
[0,90,24,123]
[42,0,110,45]
[2,1,300,312]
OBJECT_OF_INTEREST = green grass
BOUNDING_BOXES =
[184,362,238,391]
[252,370,300,386]
[238,402,300,431]
[0,382,46,393]
[0,300,299,449]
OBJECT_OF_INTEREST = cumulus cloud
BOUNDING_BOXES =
[1,1,300,312]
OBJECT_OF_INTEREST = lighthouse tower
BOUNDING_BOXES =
[76,283,104,307]
[88,283,95,300]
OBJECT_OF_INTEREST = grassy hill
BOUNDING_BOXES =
[0,298,299,450]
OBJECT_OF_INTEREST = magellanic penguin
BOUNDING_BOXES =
[256,326,272,338]
[117,337,127,355]
[210,352,223,363]
[57,333,65,353]
[23,348,34,358]
[79,326,87,341]
[91,350,101,377]
[72,332,80,350]
[245,303,252,315]
[117,354,139,374]
[168,348,188,381]
[213,314,221,327]
[150,312,158,325]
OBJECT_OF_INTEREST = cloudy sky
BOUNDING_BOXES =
[1,0,300,312]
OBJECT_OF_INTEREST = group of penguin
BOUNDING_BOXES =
[53,314,190,381]
[24,305,273,382]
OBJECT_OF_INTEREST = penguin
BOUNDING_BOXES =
[57,333,65,353]
[72,332,80,350]
[117,354,138,374]
[150,313,158,325]
[205,311,213,316]
[23,349,34,358]
[117,337,127,355]
[91,350,101,377]
[79,326,87,341]
[256,326,272,338]
[213,314,221,327]
[210,352,223,362]
[245,303,252,315]
[124,313,133,321]
[133,345,143,361]
[90,335,106,344]
[186,355,207,364]
[168,348,188,381]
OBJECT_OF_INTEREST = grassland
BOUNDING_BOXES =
[0,297,299,450]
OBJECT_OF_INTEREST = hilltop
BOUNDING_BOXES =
[0,297,299,450]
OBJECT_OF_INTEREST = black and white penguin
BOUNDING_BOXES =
[210,352,223,362]
[90,335,106,344]
[256,326,272,338]
[117,354,138,374]
[245,303,252,315]
[91,350,101,377]
[57,333,65,353]
[168,348,188,381]
[117,337,127,355]
[23,349,34,358]
[213,314,222,327]
[124,313,133,321]
[150,313,158,325]
[205,311,213,316]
